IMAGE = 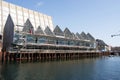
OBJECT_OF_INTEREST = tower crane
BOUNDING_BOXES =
[111,34,120,37]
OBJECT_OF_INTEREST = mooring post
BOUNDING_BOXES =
[5,52,9,62]
[2,51,4,62]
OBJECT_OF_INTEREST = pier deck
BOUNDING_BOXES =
[1,50,110,62]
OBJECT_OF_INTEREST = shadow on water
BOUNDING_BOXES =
[0,61,19,80]
[16,56,101,64]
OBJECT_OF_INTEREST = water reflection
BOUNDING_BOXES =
[0,62,19,80]
[0,57,120,80]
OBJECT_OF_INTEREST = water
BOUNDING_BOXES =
[0,56,120,80]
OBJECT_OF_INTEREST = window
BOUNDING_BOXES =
[13,33,20,43]
[38,37,47,43]
[26,35,35,43]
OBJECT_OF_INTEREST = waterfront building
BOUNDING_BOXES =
[0,0,110,61]
[96,39,109,52]
[2,15,96,54]
[0,0,54,36]
[0,0,54,53]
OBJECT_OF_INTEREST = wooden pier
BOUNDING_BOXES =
[0,50,110,62]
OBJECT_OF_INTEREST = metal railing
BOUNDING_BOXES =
[9,49,97,54]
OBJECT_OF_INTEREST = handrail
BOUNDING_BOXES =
[25,43,95,49]
[9,49,97,53]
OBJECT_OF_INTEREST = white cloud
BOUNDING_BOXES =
[36,2,44,7]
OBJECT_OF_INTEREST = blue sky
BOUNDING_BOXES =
[5,0,120,46]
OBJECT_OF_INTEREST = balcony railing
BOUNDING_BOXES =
[9,49,96,54]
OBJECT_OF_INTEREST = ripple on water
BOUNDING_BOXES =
[0,56,120,80]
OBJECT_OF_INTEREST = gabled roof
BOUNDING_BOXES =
[87,33,95,41]
[96,39,107,46]
[35,26,44,35]
[3,14,14,51]
[76,32,84,40]
[53,25,64,36]
[72,33,79,39]
[44,26,54,36]
[22,19,34,34]
[64,28,73,39]
[80,32,88,40]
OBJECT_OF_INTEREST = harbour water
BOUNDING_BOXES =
[0,56,120,80]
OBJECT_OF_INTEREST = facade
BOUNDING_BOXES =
[1,15,99,61]
[96,39,109,52]
[9,17,97,53]
[0,1,111,61]
[0,0,54,35]
[0,0,98,54]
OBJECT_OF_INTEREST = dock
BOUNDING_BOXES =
[0,14,111,62]
[1,50,110,62]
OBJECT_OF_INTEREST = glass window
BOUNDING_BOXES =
[70,41,74,45]
[13,33,25,45]
[38,37,47,43]
[13,33,20,43]
[26,35,35,43]
[47,38,55,44]
[56,40,64,45]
